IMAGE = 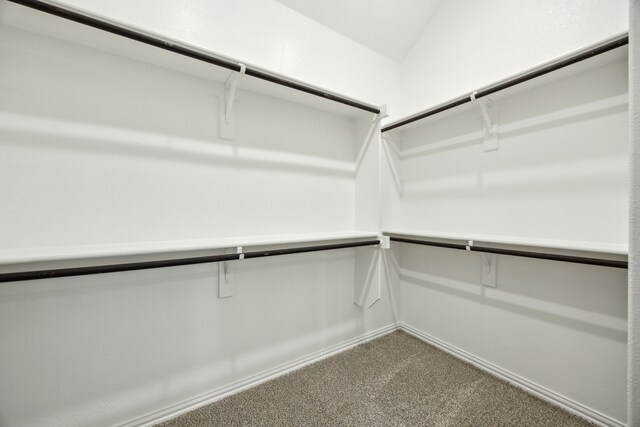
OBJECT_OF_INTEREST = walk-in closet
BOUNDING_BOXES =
[1,0,638,426]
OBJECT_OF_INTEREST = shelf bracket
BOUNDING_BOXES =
[355,104,389,173]
[220,63,246,140]
[365,104,389,143]
[354,246,381,308]
[481,253,497,287]
[471,91,498,152]
[218,246,243,298]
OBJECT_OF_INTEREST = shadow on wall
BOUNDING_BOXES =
[393,56,629,193]
[0,249,371,426]
[397,54,628,159]
[393,244,627,343]
[0,24,364,179]
[0,111,356,178]
[387,55,629,243]
[393,98,626,160]
[396,91,628,198]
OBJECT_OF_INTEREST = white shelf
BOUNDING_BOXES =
[0,231,380,266]
[383,230,628,256]
[0,0,377,121]
[384,36,628,133]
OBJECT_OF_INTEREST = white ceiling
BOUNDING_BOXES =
[272,0,443,62]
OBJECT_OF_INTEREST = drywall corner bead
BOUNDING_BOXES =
[628,1,640,426]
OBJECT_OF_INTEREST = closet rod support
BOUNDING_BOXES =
[0,240,381,283]
[471,91,498,151]
[381,34,628,133]
[225,63,246,124]
[389,237,628,269]
[6,0,381,115]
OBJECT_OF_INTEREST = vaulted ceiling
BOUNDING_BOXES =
[272,0,444,62]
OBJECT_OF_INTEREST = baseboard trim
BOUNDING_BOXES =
[119,323,399,427]
[397,322,625,427]
[121,322,624,427]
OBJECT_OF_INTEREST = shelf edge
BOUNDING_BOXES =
[0,232,380,266]
[383,230,628,256]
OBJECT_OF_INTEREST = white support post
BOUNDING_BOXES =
[354,105,388,308]
[220,64,246,140]
[471,91,498,151]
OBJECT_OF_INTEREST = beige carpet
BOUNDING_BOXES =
[157,331,593,426]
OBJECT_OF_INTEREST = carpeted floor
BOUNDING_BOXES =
[157,331,593,426]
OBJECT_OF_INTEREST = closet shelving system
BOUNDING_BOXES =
[0,232,381,282]
[2,0,380,117]
[382,231,627,269]
[0,0,629,281]
[0,0,382,283]
[381,34,629,270]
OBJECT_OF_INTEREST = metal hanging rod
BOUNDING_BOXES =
[0,239,380,283]
[381,34,629,133]
[390,237,628,269]
[6,0,381,115]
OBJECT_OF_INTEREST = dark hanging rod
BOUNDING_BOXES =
[381,34,629,133]
[6,0,381,115]
[0,239,380,283]
[390,237,628,269]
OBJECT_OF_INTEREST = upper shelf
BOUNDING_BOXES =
[383,230,628,256]
[0,0,380,120]
[0,231,380,266]
[382,34,629,133]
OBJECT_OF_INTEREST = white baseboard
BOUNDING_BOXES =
[397,322,625,427]
[119,323,399,427]
[121,322,624,427]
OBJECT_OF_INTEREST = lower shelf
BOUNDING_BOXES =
[384,230,628,269]
[0,232,381,283]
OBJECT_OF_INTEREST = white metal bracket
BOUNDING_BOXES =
[375,104,390,138]
[377,104,389,121]
[355,104,389,172]
[354,246,381,308]
[226,64,245,123]
[481,253,497,287]
[218,246,244,299]
[471,91,498,151]
[220,63,246,140]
